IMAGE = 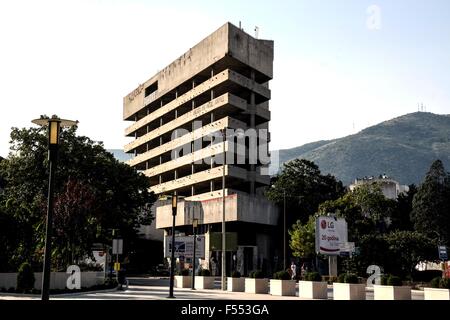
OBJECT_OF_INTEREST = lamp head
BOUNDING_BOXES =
[32,115,78,146]
[172,194,177,208]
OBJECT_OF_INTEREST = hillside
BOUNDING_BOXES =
[271,112,450,185]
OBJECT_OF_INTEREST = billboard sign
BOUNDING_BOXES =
[164,235,205,259]
[315,216,348,255]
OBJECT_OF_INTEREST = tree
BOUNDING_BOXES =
[266,159,344,225]
[289,216,316,259]
[411,160,450,245]
[389,184,417,231]
[384,231,437,279]
[0,125,156,271]
[319,183,397,241]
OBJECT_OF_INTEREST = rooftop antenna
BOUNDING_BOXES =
[239,21,242,30]
[254,26,259,39]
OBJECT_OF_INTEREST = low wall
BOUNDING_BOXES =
[0,272,104,290]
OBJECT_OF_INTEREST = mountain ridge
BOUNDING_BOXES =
[272,112,450,185]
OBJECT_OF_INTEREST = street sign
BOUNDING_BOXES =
[114,262,121,271]
[164,235,205,258]
[112,239,123,255]
[438,246,448,261]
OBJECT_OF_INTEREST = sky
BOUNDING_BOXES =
[0,0,449,157]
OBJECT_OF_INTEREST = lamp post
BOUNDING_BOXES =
[168,193,177,298]
[283,189,286,270]
[191,218,198,290]
[31,115,78,301]
[221,128,227,291]
[272,185,286,270]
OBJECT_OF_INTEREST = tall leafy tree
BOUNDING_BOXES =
[319,183,397,241]
[411,160,450,245]
[0,125,156,271]
[266,159,344,225]
[289,215,316,260]
[389,184,417,231]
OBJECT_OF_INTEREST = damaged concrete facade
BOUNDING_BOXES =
[123,22,278,276]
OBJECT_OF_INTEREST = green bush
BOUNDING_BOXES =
[430,277,441,288]
[440,278,450,289]
[304,272,321,282]
[273,271,291,280]
[104,278,118,288]
[380,275,388,286]
[250,270,264,279]
[198,269,211,277]
[344,274,359,284]
[386,275,402,286]
[411,270,443,282]
[337,274,346,283]
[231,271,241,278]
[16,262,35,292]
[179,269,190,276]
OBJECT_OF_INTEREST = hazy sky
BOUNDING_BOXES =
[0,0,449,157]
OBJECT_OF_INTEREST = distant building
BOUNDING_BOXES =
[349,174,409,200]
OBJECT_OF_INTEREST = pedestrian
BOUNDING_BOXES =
[290,261,297,280]
[301,263,306,278]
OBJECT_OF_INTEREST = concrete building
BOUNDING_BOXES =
[123,22,278,276]
[349,175,409,200]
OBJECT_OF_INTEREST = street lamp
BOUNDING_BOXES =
[221,128,227,291]
[31,115,78,301]
[271,185,286,270]
[168,193,177,298]
[191,218,198,290]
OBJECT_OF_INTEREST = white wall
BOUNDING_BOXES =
[0,272,104,290]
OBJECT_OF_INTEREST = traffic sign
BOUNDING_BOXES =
[113,239,123,255]
[438,246,448,261]
[114,262,121,271]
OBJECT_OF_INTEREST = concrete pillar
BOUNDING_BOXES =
[210,71,215,192]
[249,70,256,195]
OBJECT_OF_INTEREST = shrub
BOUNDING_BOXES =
[430,277,441,289]
[440,278,450,289]
[337,274,346,283]
[179,269,190,276]
[411,270,443,282]
[380,275,388,286]
[344,274,359,284]
[198,269,211,277]
[104,278,118,288]
[16,262,35,292]
[273,271,291,280]
[304,272,321,282]
[250,270,264,279]
[231,271,241,278]
[386,275,402,286]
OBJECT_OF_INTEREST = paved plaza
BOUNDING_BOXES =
[0,277,425,300]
